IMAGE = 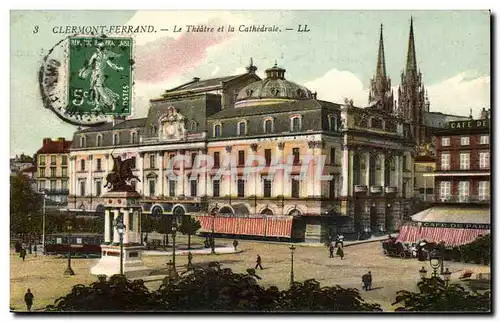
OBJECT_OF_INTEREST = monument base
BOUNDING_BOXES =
[90,244,147,277]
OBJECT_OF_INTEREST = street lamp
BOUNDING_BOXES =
[419,266,428,280]
[114,219,125,275]
[289,245,296,286]
[429,249,441,278]
[64,220,75,276]
[443,268,452,287]
[172,222,177,272]
[27,215,32,254]
[210,206,218,254]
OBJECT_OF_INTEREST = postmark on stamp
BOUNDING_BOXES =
[67,36,133,116]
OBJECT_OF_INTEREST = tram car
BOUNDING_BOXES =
[44,233,104,257]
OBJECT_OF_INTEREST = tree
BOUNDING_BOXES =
[392,277,491,312]
[141,214,154,242]
[45,275,159,311]
[179,216,201,249]
[10,173,42,236]
[47,262,382,312]
[155,216,172,247]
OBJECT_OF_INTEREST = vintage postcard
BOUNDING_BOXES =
[9,10,491,313]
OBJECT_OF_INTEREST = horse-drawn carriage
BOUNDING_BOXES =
[382,238,413,258]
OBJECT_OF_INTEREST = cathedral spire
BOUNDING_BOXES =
[376,24,387,79]
[368,23,393,113]
[406,16,417,72]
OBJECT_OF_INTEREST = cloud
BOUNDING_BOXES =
[426,71,490,117]
[303,68,490,117]
[134,18,234,83]
[303,69,368,105]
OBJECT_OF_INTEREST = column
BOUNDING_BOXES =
[399,154,404,198]
[275,143,284,197]
[139,153,144,195]
[380,154,385,188]
[365,152,370,187]
[199,148,207,197]
[104,209,111,243]
[158,152,164,196]
[179,150,185,196]
[113,210,120,243]
[69,156,75,196]
[394,155,400,197]
[341,145,349,196]
[314,141,323,197]
[88,155,93,200]
[122,209,129,244]
[133,211,140,243]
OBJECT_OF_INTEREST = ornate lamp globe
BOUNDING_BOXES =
[290,245,296,252]
[429,250,441,269]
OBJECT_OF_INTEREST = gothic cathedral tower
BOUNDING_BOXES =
[368,24,394,113]
[397,17,427,145]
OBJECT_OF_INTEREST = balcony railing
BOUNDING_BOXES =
[384,186,398,194]
[354,185,368,193]
[437,195,490,204]
[370,186,383,194]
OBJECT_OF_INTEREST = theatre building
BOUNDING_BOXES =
[397,112,491,246]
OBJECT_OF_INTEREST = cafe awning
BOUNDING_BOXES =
[195,215,293,238]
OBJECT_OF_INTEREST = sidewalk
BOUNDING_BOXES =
[143,245,239,256]
[298,235,392,248]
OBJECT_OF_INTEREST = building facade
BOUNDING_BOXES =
[67,57,415,242]
[36,137,72,206]
[433,115,490,204]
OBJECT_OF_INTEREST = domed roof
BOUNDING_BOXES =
[236,63,313,104]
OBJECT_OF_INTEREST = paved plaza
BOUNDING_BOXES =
[10,235,490,312]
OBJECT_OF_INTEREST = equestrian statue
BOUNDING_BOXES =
[104,154,141,192]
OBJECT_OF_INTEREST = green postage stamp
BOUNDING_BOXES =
[68,37,133,116]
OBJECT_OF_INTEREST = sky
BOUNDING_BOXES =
[10,10,490,157]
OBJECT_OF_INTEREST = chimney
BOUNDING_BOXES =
[58,137,65,142]
[193,77,200,82]
[42,138,51,145]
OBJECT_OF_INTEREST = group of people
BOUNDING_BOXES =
[328,235,345,260]
[15,241,37,261]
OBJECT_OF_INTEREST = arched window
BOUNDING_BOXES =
[96,135,102,147]
[237,121,247,136]
[353,153,361,186]
[130,131,138,144]
[213,124,222,137]
[264,118,273,134]
[328,115,338,132]
[385,157,392,186]
[112,133,119,145]
[369,155,376,186]
[190,120,197,132]
[290,115,302,132]
[80,136,87,148]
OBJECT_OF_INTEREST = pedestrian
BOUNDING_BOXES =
[362,273,370,291]
[255,254,263,270]
[335,234,345,248]
[33,244,37,257]
[329,244,335,258]
[367,271,372,290]
[20,248,26,261]
[24,289,34,311]
[233,239,239,252]
[336,246,344,260]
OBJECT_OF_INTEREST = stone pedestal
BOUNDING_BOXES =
[90,191,146,277]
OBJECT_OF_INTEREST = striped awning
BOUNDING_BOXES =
[397,224,489,246]
[195,215,293,238]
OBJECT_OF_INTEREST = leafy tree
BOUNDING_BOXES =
[47,262,382,312]
[179,216,201,249]
[45,275,159,311]
[392,277,491,312]
[141,214,154,242]
[10,173,42,236]
[155,216,173,246]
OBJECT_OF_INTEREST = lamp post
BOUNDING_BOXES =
[64,220,75,276]
[114,219,125,275]
[27,215,32,254]
[443,268,452,287]
[210,206,218,254]
[419,266,428,280]
[429,250,441,278]
[41,191,46,255]
[172,223,177,272]
[289,245,296,286]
